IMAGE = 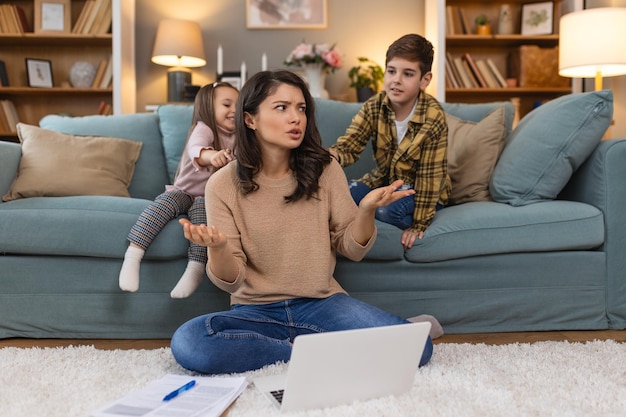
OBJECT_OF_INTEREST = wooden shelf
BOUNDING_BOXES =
[0,33,112,47]
[446,34,559,48]
[425,0,577,119]
[0,87,112,95]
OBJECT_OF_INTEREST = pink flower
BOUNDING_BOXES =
[322,49,342,69]
[284,41,342,72]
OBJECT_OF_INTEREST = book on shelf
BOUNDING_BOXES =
[0,100,10,132]
[91,59,108,88]
[97,101,112,115]
[93,0,112,34]
[13,4,29,32]
[99,56,113,89]
[476,59,500,88]
[486,58,508,88]
[461,59,479,88]
[452,56,474,88]
[82,0,110,35]
[0,4,20,34]
[445,60,460,89]
[446,52,463,88]
[0,60,9,86]
[458,7,472,35]
[1,100,19,133]
[73,0,94,34]
[446,5,463,35]
[463,53,487,88]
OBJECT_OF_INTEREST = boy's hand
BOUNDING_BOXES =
[359,180,415,212]
[179,218,227,248]
[401,229,424,250]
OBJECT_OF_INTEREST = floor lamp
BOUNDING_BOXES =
[151,19,207,102]
[559,7,626,138]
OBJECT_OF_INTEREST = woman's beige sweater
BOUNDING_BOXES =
[204,159,376,305]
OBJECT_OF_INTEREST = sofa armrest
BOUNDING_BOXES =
[560,138,626,328]
[0,141,21,199]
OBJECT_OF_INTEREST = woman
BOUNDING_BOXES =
[171,70,433,374]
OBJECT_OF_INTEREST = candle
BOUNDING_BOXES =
[241,61,247,85]
[261,53,268,71]
[217,45,223,76]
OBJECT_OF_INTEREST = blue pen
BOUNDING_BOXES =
[162,380,196,402]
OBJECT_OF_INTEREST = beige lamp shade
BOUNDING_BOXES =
[151,19,206,68]
[559,7,626,81]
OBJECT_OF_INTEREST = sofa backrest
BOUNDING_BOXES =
[39,112,169,200]
[314,98,516,182]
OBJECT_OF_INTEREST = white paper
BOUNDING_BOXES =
[91,374,247,417]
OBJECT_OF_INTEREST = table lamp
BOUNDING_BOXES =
[558,7,626,92]
[151,19,206,102]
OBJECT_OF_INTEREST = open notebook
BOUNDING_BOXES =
[252,322,431,413]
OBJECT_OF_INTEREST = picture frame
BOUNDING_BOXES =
[246,0,327,29]
[218,71,242,90]
[521,1,554,35]
[34,0,71,33]
[26,58,54,88]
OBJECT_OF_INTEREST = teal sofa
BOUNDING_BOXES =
[0,92,623,338]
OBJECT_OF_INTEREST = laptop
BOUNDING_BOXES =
[252,322,431,413]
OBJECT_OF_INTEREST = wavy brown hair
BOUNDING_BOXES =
[188,81,239,152]
[235,70,331,203]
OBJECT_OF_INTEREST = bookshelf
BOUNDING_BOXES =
[425,0,582,119]
[0,0,135,139]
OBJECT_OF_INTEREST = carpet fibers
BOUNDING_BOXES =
[2,340,626,417]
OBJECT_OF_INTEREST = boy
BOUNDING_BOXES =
[329,33,450,250]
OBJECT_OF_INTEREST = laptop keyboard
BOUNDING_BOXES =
[270,389,285,404]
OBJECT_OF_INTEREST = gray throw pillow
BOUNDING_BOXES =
[489,90,613,206]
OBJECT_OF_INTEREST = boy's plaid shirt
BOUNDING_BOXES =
[329,91,450,233]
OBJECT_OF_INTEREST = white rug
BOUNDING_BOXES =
[2,340,626,417]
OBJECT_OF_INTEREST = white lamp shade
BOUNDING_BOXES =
[559,7,626,78]
[151,19,207,68]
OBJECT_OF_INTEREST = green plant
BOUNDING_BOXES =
[348,57,384,92]
[475,14,490,26]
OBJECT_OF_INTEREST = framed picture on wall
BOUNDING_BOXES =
[521,1,554,35]
[246,0,327,29]
[34,0,71,33]
[26,58,54,88]
[218,71,242,90]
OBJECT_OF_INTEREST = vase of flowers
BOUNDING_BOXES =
[284,42,342,98]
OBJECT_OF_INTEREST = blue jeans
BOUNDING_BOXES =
[171,294,433,374]
[350,181,414,230]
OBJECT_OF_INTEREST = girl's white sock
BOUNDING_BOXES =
[118,246,145,292]
[170,260,206,299]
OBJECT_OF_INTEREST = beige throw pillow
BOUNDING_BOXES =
[2,123,142,202]
[446,106,507,205]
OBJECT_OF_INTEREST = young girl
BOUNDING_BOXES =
[118,82,239,298]
[171,70,433,375]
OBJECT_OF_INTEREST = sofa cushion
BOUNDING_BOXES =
[157,104,194,183]
[490,90,613,206]
[315,98,375,181]
[0,196,189,259]
[39,112,169,200]
[447,106,507,204]
[405,200,604,262]
[441,101,515,138]
[2,124,142,202]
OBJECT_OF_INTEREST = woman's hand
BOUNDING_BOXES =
[179,218,227,248]
[359,179,415,212]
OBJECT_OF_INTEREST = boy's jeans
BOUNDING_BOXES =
[349,181,414,229]
[171,294,433,374]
